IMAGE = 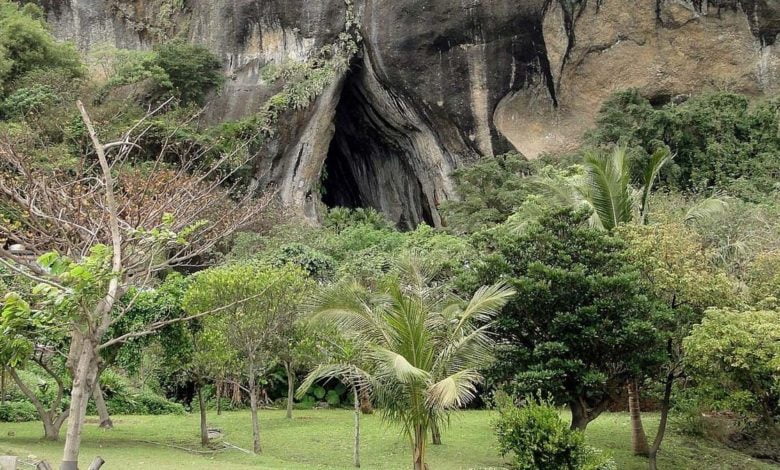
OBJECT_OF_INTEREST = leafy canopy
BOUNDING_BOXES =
[684,307,780,427]
[469,208,665,425]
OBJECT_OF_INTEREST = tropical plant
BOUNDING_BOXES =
[306,258,515,470]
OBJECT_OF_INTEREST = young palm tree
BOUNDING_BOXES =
[304,260,514,470]
[297,338,371,468]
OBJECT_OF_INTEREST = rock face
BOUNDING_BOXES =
[38,0,780,227]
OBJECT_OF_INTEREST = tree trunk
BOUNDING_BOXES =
[431,420,442,445]
[412,425,427,470]
[353,386,360,468]
[628,380,649,456]
[61,338,99,470]
[1,367,5,406]
[216,381,222,416]
[92,383,113,430]
[569,400,590,431]
[359,389,373,415]
[248,369,261,454]
[197,385,209,447]
[284,362,294,420]
[648,373,674,470]
[7,368,65,441]
[87,457,105,470]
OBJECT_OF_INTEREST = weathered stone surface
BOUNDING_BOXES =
[36,0,780,227]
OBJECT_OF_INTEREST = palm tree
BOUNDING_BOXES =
[297,338,371,468]
[304,260,515,470]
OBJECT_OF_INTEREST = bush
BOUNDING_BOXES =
[99,40,223,107]
[0,83,57,118]
[138,392,186,415]
[0,1,83,96]
[0,401,38,422]
[154,40,223,106]
[684,307,780,427]
[494,396,616,470]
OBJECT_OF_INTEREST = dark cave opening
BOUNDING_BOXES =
[321,136,364,210]
[320,68,437,229]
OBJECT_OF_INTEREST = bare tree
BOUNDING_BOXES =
[0,100,274,470]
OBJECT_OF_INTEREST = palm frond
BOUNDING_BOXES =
[426,369,483,409]
[684,197,729,224]
[639,146,674,224]
[526,176,581,208]
[455,283,515,332]
[581,146,633,230]
[308,283,392,344]
[371,347,430,384]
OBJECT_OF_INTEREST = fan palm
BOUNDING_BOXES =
[303,259,514,470]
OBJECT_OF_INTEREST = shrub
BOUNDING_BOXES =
[494,396,616,470]
[0,1,83,96]
[138,391,186,415]
[439,152,536,233]
[104,390,184,416]
[324,207,394,233]
[270,243,336,281]
[153,39,223,106]
[99,40,223,106]
[684,307,780,428]
[0,401,38,422]
[0,83,57,118]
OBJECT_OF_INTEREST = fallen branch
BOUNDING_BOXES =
[138,440,221,455]
[222,442,253,455]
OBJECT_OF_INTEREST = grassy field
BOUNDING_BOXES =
[0,410,774,469]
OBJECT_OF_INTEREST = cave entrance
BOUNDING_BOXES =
[320,67,436,230]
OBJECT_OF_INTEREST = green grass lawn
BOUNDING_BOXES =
[0,410,774,469]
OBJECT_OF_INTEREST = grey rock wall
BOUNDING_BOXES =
[36,0,780,227]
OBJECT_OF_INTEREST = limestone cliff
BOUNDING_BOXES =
[36,0,780,227]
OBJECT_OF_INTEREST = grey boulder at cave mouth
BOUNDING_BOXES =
[40,0,780,228]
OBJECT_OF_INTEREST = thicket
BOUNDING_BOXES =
[587,90,780,201]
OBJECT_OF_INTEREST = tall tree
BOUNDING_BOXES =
[308,260,514,470]
[472,208,665,430]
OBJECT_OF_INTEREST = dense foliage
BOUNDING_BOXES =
[494,396,616,470]
[684,307,780,429]
[0,3,778,467]
[588,90,780,200]
[470,209,665,429]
